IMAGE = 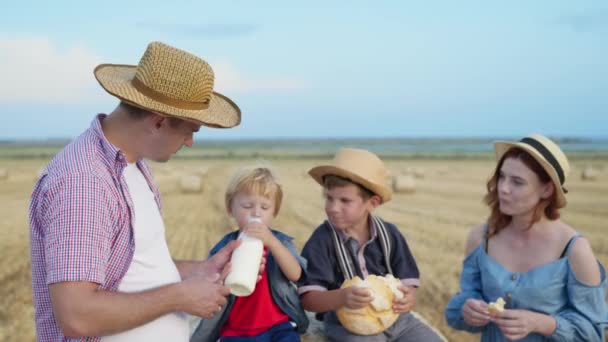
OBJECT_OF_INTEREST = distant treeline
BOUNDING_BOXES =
[2,138,608,160]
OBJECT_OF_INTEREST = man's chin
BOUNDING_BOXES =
[150,156,171,163]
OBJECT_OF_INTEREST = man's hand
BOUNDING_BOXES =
[255,249,267,283]
[178,274,231,318]
[198,240,240,283]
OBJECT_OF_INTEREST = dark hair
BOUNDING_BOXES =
[484,147,560,237]
[322,174,375,200]
[121,102,151,120]
[121,101,183,128]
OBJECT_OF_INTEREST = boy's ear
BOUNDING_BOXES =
[368,195,382,209]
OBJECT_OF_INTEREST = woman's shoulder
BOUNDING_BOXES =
[555,221,603,286]
[464,223,487,257]
[568,237,602,286]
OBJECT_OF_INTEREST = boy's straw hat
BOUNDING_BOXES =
[94,41,240,128]
[494,134,570,208]
[309,148,392,203]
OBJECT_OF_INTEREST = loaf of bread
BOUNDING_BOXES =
[488,297,505,315]
[336,274,404,335]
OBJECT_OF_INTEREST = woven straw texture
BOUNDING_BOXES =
[309,148,393,203]
[95,42,240,128]
[494,134,570,208]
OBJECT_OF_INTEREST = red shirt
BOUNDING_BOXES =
[220,250,289,336]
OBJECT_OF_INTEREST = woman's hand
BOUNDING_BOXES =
[462,298,491,327]
[492,309,554,340]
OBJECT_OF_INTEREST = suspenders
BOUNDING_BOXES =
[328,215,394,280]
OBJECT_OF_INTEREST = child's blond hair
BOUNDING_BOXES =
[225,166,283,215]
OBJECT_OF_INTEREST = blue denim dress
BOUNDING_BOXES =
[445,235,608,341]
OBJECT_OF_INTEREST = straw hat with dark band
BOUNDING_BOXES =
[94,41,240,128]
[494,134,570,208]
[309,148,392,203]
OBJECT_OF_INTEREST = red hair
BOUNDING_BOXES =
[484,148,560,238]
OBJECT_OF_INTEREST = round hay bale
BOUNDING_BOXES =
[581,167,599,181]
[392,175,416,194]
[179,175,203,193]
[193,166,209,177]
[0,168,8,180]
[413,168,425,179]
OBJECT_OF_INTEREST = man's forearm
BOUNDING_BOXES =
[50,281,184,338]
[174,259,199,279]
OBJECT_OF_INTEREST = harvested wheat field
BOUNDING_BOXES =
[1,156,607,342]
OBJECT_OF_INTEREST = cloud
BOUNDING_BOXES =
[0,37,102,104]
[136,22,259,39]
[212,61,307,93]
[555,10,608,32]
[0,37,304,105]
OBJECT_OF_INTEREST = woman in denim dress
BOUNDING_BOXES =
[445,134,607,341]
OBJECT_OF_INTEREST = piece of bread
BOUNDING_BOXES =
[336,274,404,335]
[488,297,506,315]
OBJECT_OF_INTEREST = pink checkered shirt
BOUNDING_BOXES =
[29,114,162,341]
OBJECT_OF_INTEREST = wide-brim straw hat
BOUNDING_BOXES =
[94,41,240,128]
[494,134,570,208]
[309,148,392,203]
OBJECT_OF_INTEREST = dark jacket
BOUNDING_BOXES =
[190,229,309,341]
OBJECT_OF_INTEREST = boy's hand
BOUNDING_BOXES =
[342,286,374,309]
[393,285,416,313]
[243,221,276,247]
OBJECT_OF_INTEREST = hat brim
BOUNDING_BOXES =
[94,64,241,128]
[309,165,392,203]
[494,141,567,208]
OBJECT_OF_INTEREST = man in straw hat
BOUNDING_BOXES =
[29,42,242,341]
[445,134,607,341]
[297,148,445,341]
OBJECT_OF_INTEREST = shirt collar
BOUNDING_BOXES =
[91,113,143,172]
[335,215,378,243]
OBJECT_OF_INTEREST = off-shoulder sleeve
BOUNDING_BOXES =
[549,261,608,342]
[444,247,487,333]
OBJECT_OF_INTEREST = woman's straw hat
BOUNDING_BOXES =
[309,148,392,203]
[94,41,240,128]
[494,134,570,208]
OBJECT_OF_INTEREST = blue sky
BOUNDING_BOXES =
[1,1,607,140]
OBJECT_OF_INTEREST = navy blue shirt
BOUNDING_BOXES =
[298,215,420,295]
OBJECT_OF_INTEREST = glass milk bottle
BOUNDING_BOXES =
[224,217,264,296]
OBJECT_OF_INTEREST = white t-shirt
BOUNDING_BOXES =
[101,163,189,342]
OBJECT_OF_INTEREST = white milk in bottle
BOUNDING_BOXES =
[224,217,264,296]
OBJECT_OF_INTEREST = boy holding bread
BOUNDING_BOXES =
[297,148,444,341]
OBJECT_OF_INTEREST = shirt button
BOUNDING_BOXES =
[511,274,517,280]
